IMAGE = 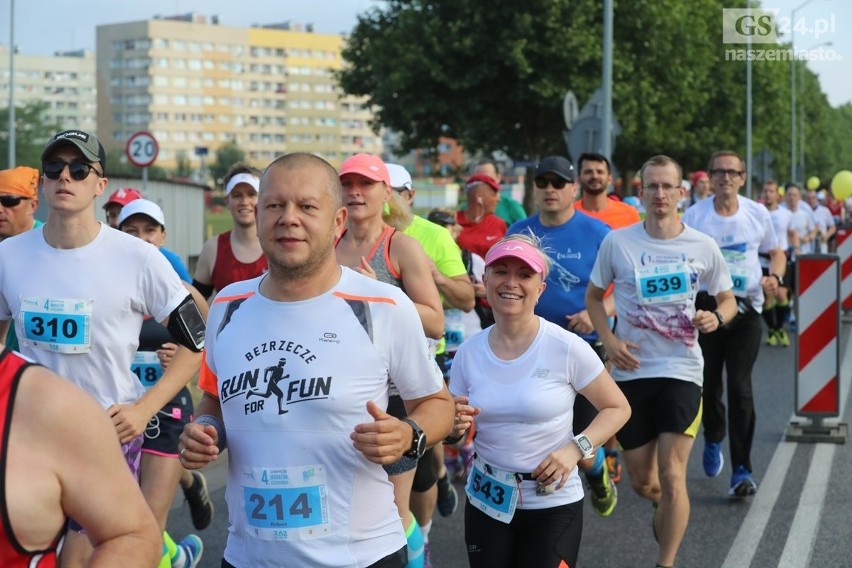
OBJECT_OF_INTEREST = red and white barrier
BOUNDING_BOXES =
[795,255,840,417]
[836,229,852,311]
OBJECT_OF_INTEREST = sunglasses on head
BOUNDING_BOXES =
[0,195,28,208]
[534,177,571,190]
[42,160,103,181]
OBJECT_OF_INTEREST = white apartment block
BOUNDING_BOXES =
[97,13,381,171]
[0,45,97,133]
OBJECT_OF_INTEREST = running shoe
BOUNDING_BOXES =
[765,330,778,346]
[703,441,724,477]
[183,471,214,530]
[423,542,433,568]
[605,450,623,484]
[777,329,790,347]
[436,472,458,517]
[588,464,617,517]
[176,534,203,568]
[729,465,758,498]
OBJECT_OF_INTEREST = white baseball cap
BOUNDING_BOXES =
[118,198,166,228]
[386,163,413,191]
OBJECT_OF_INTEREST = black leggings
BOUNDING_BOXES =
[464,498,583,568]
[221,546,406,568]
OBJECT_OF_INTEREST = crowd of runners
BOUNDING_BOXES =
[0,129,846,568]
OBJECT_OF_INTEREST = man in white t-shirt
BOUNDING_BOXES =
[587,155,736,568]
[0,129,205,567]
[682,151,785,501]
[805,188,836,253]
[761,180,795,346]
[179,153,454,568]
[784,184,818,255]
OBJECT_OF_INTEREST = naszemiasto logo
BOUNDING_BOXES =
[221,340,332,415]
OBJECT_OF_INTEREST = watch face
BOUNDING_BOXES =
[576,436,592,453]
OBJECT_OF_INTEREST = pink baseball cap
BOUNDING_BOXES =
[339,153,391,186]
[104,187,143,208]
[485,239,548,276]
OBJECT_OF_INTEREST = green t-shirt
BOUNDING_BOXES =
[404,215,468,355]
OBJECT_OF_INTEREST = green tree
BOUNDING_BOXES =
[173,150,193,179]
[210,141,246,187]
[0,101,61,169]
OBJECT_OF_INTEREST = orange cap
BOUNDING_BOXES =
[0,167,39,198]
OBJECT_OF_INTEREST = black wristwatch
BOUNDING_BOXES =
[770,273,784,286]
[402,418,427,459]
[714,310,725,328]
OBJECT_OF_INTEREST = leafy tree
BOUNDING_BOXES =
[339,0,849,203]
[0,101,61,169]
[210,141,246,187]
[173,150,193,178]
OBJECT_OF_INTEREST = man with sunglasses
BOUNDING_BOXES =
[507,155,620,519]
[0,129,205,568]
[682,151,785,499]
[0,167,43,352]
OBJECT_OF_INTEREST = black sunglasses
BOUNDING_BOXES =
[42,160,103,181]
[0,195,28,208]
[534,177,572,190]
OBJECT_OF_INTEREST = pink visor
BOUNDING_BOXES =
[485,240,547,276]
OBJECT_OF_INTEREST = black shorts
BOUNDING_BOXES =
[142,387,194,457]
[573,340,608,433]
[616,378,702,451]
[464,498,583,568]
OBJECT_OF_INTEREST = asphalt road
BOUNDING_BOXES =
[168,325,852,567]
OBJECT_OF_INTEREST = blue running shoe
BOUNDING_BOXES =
[729,466,758,498]
[176,534,203,568]
[703,441,724,477]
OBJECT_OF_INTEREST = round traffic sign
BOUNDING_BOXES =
[126,131,159,168]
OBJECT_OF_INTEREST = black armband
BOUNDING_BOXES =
[167,295,205,352]
[191,279,214,300]
[195,414,227,452]
[444,433,464,445]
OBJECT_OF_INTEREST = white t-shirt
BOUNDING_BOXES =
[682,196,777,311]
[764,207,793,268]
[590,223,732,384]
[449,317,603,509]
[788,207,816,255]
[0,224,186,408]
[200,268,443,568]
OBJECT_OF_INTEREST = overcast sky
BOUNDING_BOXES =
[1,0,849,107]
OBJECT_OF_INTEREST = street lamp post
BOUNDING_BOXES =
[799,41,833,183]
[6,0,15,168]
[790,0,818,184]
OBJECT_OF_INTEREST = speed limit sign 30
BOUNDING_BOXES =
[126,131,159,168]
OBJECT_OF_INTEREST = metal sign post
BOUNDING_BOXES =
[786,254,847,443]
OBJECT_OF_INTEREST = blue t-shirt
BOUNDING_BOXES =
[160,247,191,283]
[508,211,610,341]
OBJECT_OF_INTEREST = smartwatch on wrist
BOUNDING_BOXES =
[714,310,725,328]
[770,273,784,286]
[402,418,427,459]
[572,434,595,460]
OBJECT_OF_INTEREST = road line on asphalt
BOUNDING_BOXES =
[723,327,852,568]
[778,443,834,567]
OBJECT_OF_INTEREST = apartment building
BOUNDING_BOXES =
[96,13,380,172]
[0,45,97,132]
